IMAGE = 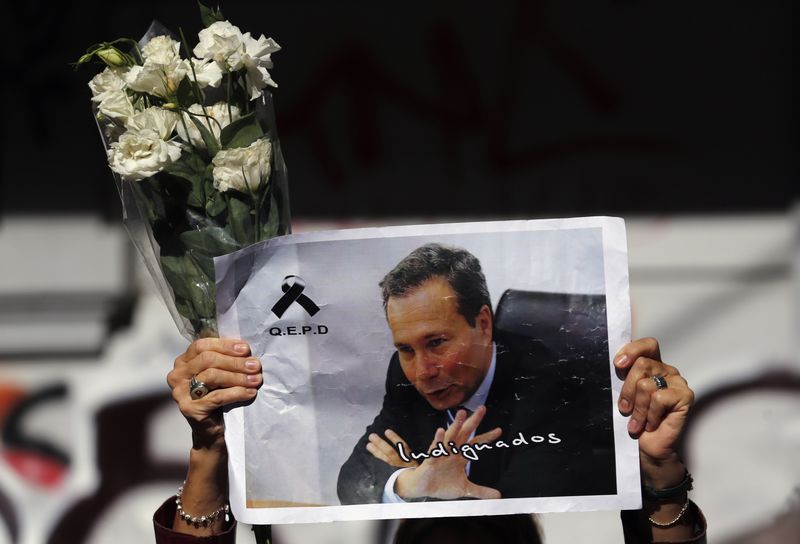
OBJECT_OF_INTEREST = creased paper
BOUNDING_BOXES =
[216,217,638,524]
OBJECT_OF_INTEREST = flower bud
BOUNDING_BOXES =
[97,47,127,68]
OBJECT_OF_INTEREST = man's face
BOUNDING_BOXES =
[386,277,493,411]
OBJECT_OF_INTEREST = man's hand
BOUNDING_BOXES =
[167,337,263,449]
[367,429,419,469]
[614,337,694,487]
[393,405,502,500]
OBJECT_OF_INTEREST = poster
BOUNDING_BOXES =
[215,217,638,524]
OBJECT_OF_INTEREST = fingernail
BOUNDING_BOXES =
[235,343,249,353]
[628,417,640,433]
[614,354,628,367]
[619,398,630,412]
[245,360,260,370]
[247,374,261,384]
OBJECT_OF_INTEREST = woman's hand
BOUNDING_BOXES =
[614,338,694,481]
[165,337,262,535]
[615,338,700,540]
[167,337,263,448]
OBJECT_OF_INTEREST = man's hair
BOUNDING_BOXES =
[379,243,492,327]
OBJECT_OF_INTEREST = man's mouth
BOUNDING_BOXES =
[423,384,453,399]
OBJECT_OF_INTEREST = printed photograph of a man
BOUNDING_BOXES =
[337,243,617,504]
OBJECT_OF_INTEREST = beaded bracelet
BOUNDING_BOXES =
[176,482,231,527]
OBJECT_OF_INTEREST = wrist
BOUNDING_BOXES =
[177,447,230,536]
[189,441,228,468]
[394,468,413,499]
[640,452,685,489]
[191,424,227,452]
[187,442,229,490]
[395,467,425,500]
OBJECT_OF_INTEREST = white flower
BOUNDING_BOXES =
[194,20,280,99]
[97,89,136,123]
[141,35,182,66]
[126,106,180,140]
[187,57,223,89]
[177,102,241,149]
[236,33,280,99]
[212,138,272,193]
[107,128,183,181]
[194,21,244,66]
[88,67,127,102]
[127,35,221,98]
[126,59,219,98]
[125,63,177,98]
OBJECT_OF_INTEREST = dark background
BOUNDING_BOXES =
[1,0,796,219]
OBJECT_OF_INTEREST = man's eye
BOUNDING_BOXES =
[397,346,413,354]
[428,338,445,348]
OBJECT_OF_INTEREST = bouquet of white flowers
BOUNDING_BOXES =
[77,3,290,339]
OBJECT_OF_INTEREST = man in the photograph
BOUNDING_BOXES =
[337,243,615,504]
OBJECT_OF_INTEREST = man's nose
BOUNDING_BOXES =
[415,352,440,380]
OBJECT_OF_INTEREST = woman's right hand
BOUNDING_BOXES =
[167,338,263,449]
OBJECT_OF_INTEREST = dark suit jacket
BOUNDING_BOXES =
[337,342,617,504]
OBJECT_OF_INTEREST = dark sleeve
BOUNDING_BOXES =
[621,502,707,544]
[153,496,237,544]
[337,354,414,505]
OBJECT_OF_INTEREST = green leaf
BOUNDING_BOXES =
[189,114,221,157]
[173,296,197,324]
[260,191,281,240]
[160,253,216,320]
[198,1,225,27]
[202,166,222,215]
[176,77,195,109]
[220,113,263,149]
[206,191,226,216]
[226,193,255,244]
[165,153,207,208]
[129,178,160,224]
[180,227,240,257]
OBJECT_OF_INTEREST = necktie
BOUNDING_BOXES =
[446,405,473,424]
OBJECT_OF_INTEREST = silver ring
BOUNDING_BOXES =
[190,375,210,399]
[652,375,668,390]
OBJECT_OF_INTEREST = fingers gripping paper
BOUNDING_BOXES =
[215,218,638,524]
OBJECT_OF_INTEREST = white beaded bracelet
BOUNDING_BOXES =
[176,483,231,526]
[648,498,690,528]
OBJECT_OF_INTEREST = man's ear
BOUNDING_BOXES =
[477,304,493,339]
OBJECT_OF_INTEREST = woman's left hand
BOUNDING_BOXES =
[614,338,695,485]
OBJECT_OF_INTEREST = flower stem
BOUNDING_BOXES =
[178,27,209,125]
[242,166,259,243]
[226,72,233,123]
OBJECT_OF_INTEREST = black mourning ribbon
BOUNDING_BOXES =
[271,275,320,317]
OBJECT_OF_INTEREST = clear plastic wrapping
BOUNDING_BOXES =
[86,18,290,339]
